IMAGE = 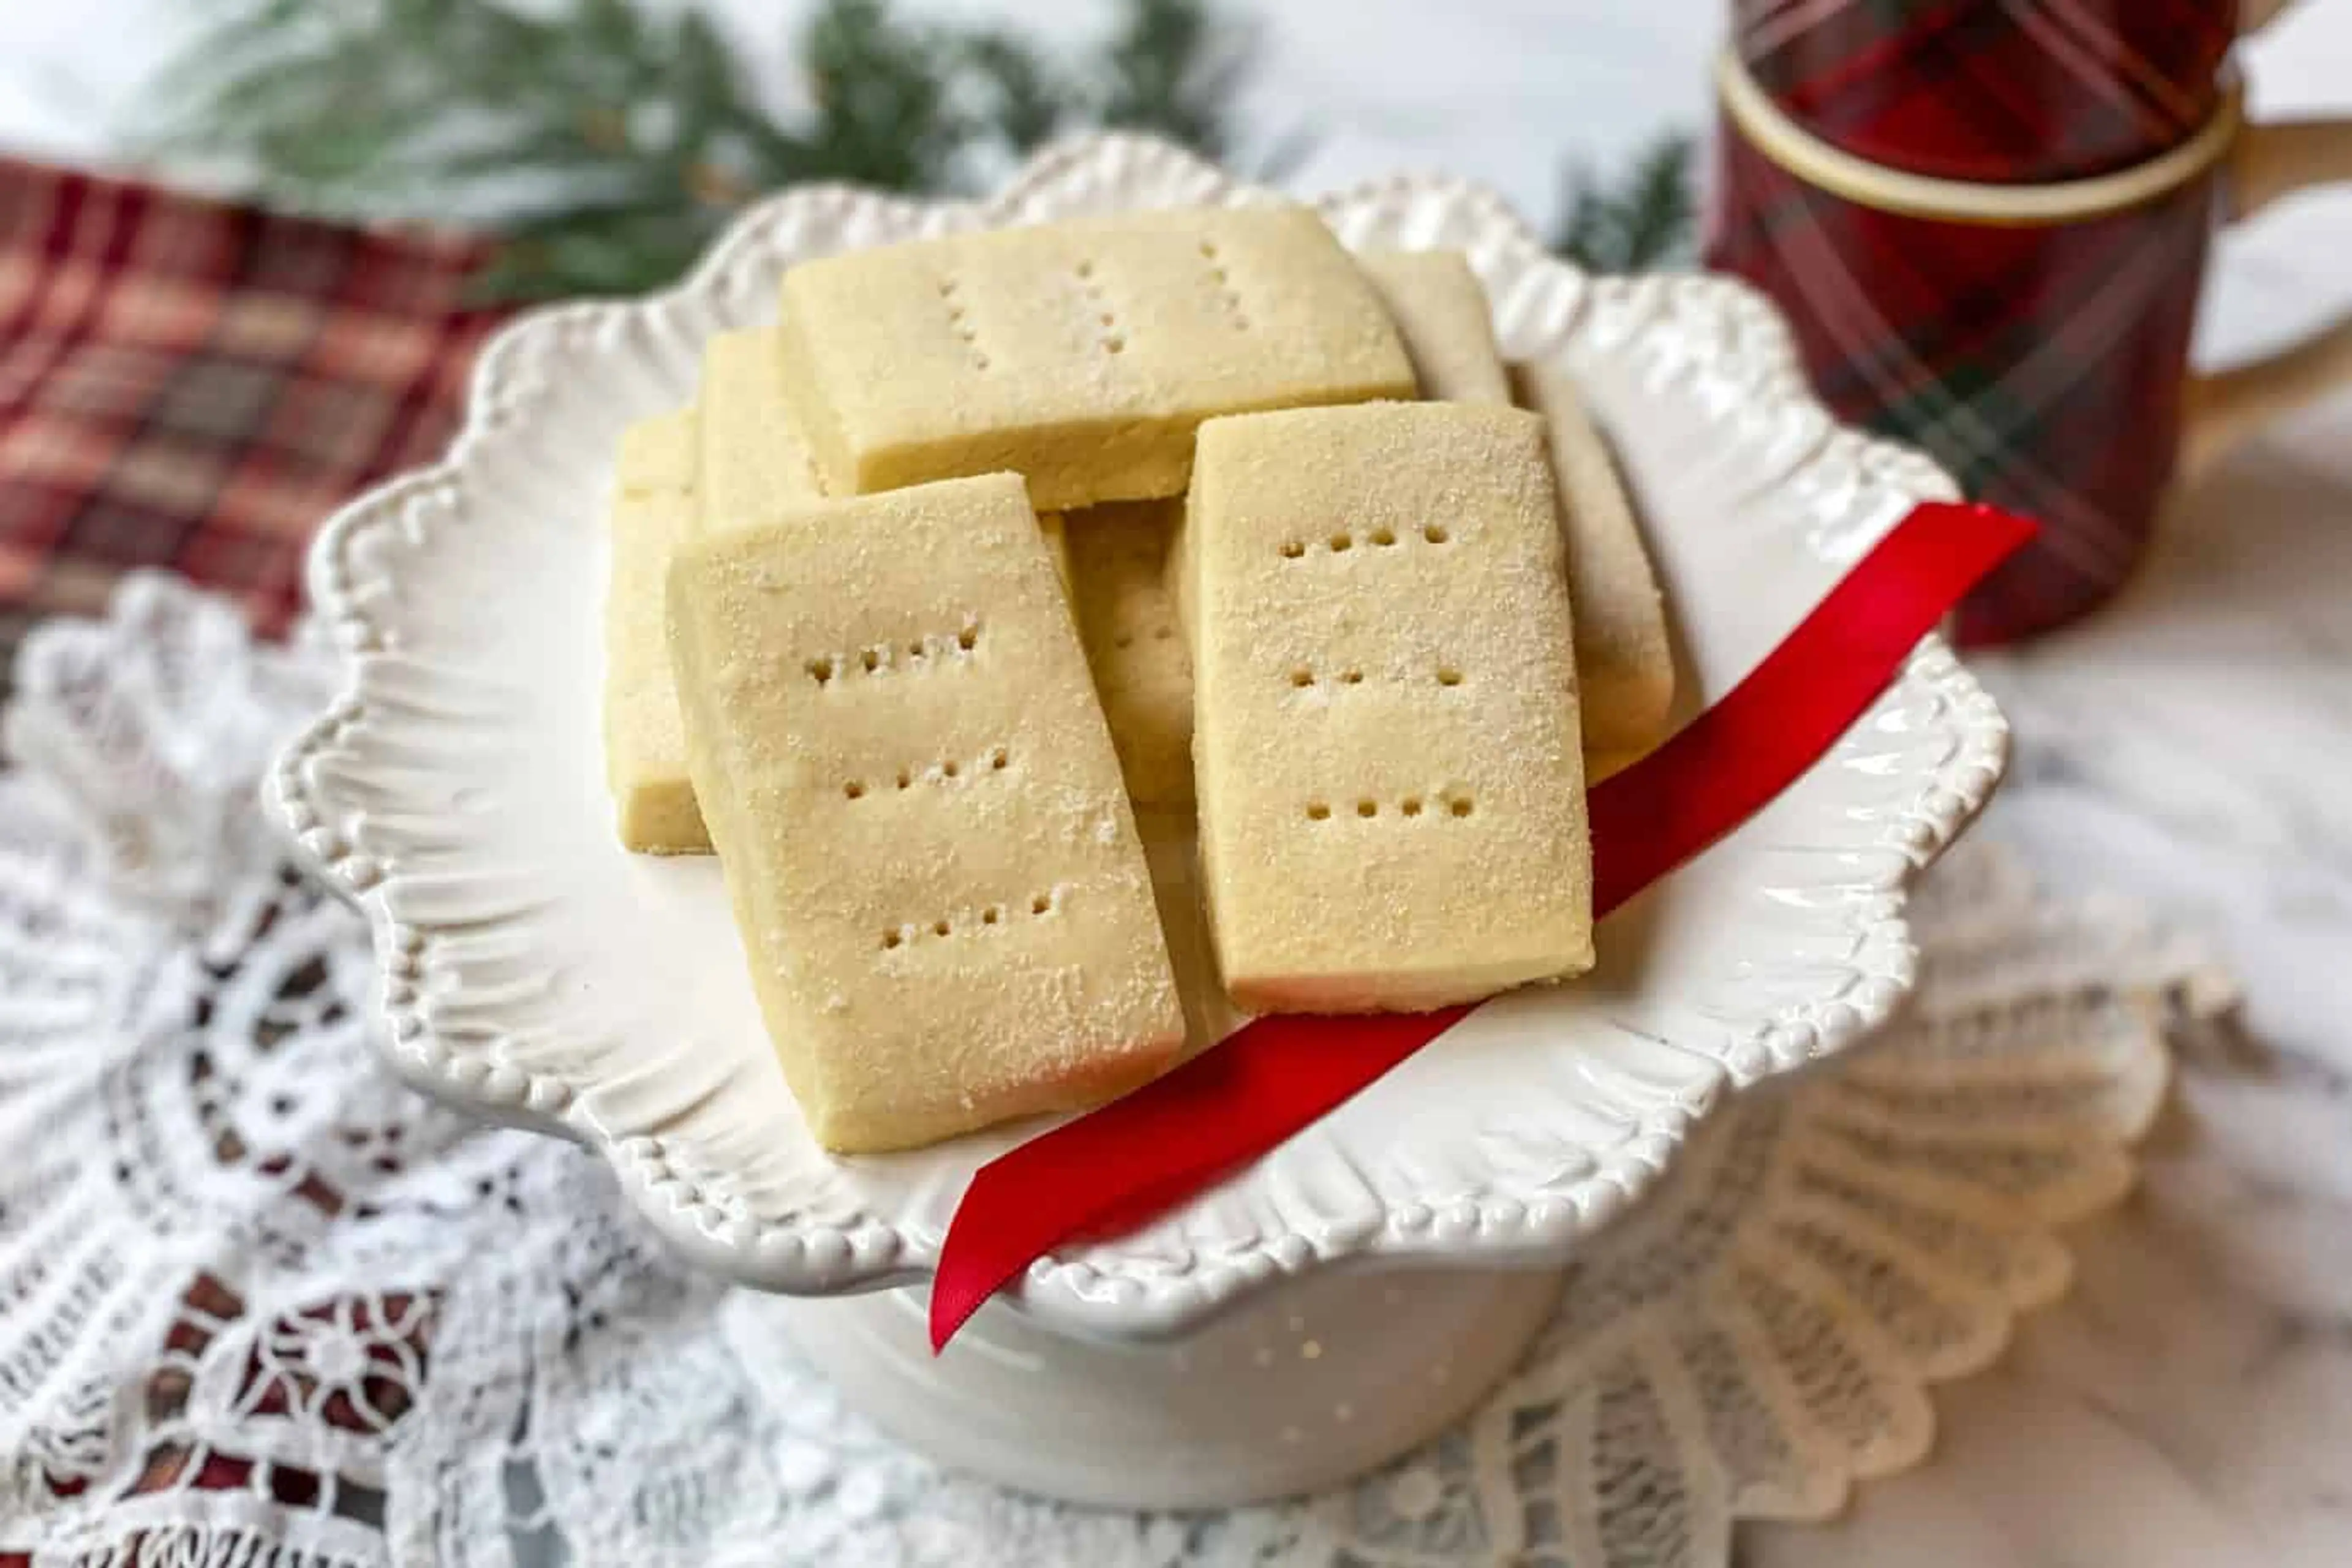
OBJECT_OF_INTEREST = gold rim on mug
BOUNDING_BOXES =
[1714,48,2244,227]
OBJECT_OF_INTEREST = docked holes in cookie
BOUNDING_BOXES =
[1303,793,1469,821]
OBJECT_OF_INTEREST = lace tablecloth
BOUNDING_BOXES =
[0,578,2222,1567]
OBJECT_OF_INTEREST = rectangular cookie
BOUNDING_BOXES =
[602,333,834,858]
[1039,510,1073,600]
[1513,361,1675,760]
[666,472,1186,1152]
[1186,402,1594,1013]
[605,406,708,854]
[1356,249,1512,404]
[775,205,1418,511]
[1063,499,1194,808]
[698,327,828,536]
[617,402,699,491]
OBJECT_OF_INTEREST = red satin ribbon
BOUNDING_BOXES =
[929,499,2035,1351]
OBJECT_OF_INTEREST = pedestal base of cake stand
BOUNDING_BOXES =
[723,1263,1563,1510]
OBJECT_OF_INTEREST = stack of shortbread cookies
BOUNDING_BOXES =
[601,205,1672,1153]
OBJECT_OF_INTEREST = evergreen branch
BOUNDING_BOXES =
[135,0,1694,301]
[135,0,1280,296]
[1097,0,1251,157]
[800,0,967,191]
[960,29,1076,156]
[1552,131,1697,274]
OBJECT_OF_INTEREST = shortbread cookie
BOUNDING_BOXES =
[1357,249,1511,404]
[605,407,708,854]
[1186,402,1594,1013]
[603,331,825,855]
[617,402,699,492]
[602,333,831,858]
[1064,499,1194,807]
[1514,361,1675,758]
[666,472,1186,1152]
[1039,510,1074,599]
[698,328,827,535]
[775,205,1417,510]
[1164,500,1199,654]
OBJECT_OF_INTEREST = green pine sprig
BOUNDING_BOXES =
[137,0,1692,300]
[1552,132,1697,274]
[138,0,1294,301]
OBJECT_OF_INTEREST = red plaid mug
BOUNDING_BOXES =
[1730,0,2283,183]
[1706,48,2352,644]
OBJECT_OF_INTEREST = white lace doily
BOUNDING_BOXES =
[0,577,2218,1567]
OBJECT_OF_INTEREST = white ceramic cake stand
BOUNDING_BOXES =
[266,136,2008,1509]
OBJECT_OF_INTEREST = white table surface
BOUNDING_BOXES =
[5,4,2351,1562]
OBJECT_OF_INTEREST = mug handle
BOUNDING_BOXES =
[2239,0,2302,34]
[2179,114,2352,478]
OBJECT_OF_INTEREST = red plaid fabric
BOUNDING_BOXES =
[1733,0,2234,183]
[0,159,503,694]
